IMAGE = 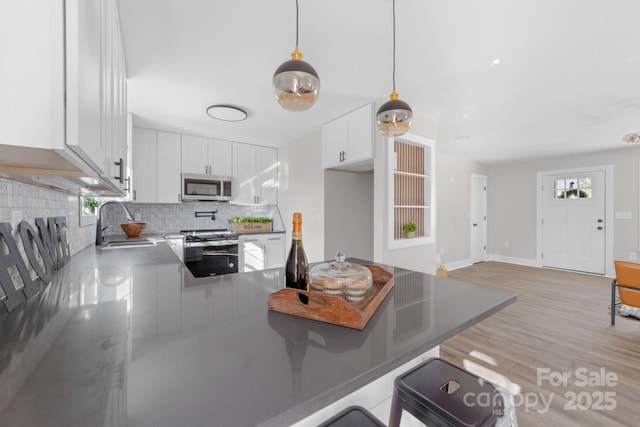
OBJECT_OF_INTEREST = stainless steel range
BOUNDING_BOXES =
[181,229,238,277]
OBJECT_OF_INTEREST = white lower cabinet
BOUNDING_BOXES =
[131,127,181,203]
[239,234,285,272]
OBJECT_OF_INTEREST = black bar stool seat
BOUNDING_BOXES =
[389,358,504,427]
[318,405,386,427]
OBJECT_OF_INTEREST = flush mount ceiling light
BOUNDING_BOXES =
[622,132,640,143]
[272,0,320,112]
[206,105,247,122]
[377,0,413,137]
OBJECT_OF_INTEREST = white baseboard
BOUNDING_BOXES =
[443,255,539,272]
[443,258,473,271]
[487,255,539,267]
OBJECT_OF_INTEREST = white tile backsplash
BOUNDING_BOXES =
[0,177,95,256]
[101,201,284,239]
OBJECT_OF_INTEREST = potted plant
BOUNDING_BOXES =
[229,216,273,233]
[83,196,102,215]
[402,222,417,238]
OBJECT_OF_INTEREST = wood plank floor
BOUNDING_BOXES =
[441,262,640,427]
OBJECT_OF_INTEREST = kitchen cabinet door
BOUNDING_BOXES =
[322,103,374,171]
[263,235,286,270]
[156,131,182,203]
[65,0,105,174]
[323,115,348,167]
[345,103,373,162]
[132,128,181,203]
[232,143,258,204]
[232,143,278,205]
[102,0,128,194]
[182,136,233,176]
[181,134,209,175]
[131,127,156,203]
[257,146,278,205]
[239,234,285,272]
[209,139,232,176]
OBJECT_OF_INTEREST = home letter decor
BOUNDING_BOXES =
[0,222,39,311]
[19,220,54,285]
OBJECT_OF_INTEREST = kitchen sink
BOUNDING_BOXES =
[101,238,156,249]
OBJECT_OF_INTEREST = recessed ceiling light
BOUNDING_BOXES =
[492,58,501,66]
[622,132,640,143]
[206,105,247,122]
[462,114,469,119]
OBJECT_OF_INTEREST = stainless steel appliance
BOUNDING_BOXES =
[182,174,232,201]
[181,229,238,277]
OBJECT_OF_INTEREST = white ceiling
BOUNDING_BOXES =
[117,0,640,164]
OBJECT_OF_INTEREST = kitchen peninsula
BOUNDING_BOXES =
[0,241,516,427]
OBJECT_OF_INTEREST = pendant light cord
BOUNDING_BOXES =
[392,0,397,92]
[295,0,299,47]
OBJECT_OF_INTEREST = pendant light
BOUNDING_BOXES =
[377,0,412,136]
[273,0,320,111]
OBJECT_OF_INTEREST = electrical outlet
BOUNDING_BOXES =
[630,252,638,261]
[504,241,509,248]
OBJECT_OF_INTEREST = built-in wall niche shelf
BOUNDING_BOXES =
[388,133,435,249]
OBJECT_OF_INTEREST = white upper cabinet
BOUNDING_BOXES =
[322,103,374,171]
[232,144,278,205]
[132,128,181,203]
[181,134,208,175]
[101,0,129,193]
[65,0,104,172]
[210,139,233,176]
[0,0,128,196]
[131,128,156,203]
[182,135,232,176]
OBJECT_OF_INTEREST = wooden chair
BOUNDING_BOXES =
[611,261,640,325]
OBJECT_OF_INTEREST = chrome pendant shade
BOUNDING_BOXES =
[377,91,413,137]
[273,0,320,111]
[377,0,412,136]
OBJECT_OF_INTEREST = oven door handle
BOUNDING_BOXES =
[202,251,239,257]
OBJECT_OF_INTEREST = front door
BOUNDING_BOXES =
[541,171,605,274]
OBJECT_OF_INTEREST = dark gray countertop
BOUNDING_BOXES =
[0,241,516,427]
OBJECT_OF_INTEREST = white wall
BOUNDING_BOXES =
[373,112,439,274]
[324,170,373,261]
[436,152,489,267]
[487,145,640,270]
[278,129,325,263]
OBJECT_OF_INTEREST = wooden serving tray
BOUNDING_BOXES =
[267,264,394,330]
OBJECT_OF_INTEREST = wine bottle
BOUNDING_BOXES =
[285,212,309,304]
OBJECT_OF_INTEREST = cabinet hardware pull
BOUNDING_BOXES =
[114,158,124,184]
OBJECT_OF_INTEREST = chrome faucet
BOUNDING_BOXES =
[95,200,136,245]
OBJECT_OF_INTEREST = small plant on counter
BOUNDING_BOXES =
[229,216,273,233]
[229,216,273,223]
[83,196,102,214]
[402,222,417,237]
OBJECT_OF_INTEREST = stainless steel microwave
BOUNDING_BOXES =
[182,173,232,201]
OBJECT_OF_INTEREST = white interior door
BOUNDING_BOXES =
[470,174,487,263]
[541,171,605,274]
